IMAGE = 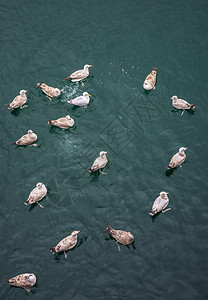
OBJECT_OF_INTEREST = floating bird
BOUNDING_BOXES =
[24,182,47,208]
[65,64,93,82]
[67,92,91,108]
[37,82,61,100]
[10,130,37,146]
[50,230,80,259]
[105,224,134,251]
[5,90,28,110]
[88,151,109,174]
[4,273,36,292]
[143,68,157,90]
[167,147,188,169]
[48,115,74,129]
[149,192,171,216]
[171,95,196,116]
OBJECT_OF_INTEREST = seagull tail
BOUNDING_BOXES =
[50,247,56,254]
[47,120,52,125]
[88,168,93,172]
[3,278,9,284]
[149,210,156,216]
[64,76,71,80]
[167,165,173,169]
[190,104,196,109]
[105,224,112,233]
[152,67,158,71]
[24,200,29,205]
[10,142,17,145]
[67,99,72,104]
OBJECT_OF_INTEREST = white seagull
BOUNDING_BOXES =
[24,182,47,208]
[88,151,109,174]
[149,192,171,216]
[67,92,91,107]
[167,147,188,169]
[50,230,80,259]
[65,64,93,82]
[171,95,196,116]
[5,90,28,110]
[10,130,37,146]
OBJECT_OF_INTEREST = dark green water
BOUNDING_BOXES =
[1,0,208,299]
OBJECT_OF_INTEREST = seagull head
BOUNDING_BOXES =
[160,191,170,199]
[171,95,178,101]
[36,182,45,188]
[99,151,109,158]
[20,90,28,95]
[179,147,188,154]
[83,92,91,97]
[71,230,80,236]
[84,64,93,69]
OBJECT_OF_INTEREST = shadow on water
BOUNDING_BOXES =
[165,168,175,177]
[28,203,38,212]
[150,211,162,222]
[89,170,101,182]
[11,108,20,116]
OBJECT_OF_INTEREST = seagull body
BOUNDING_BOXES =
[65,64,92,82]
[167,147,188,169]
[143,68,157,90]
[24,182,47,208]
[6,90,28,110]
[5,273,36,292]
[48,115,74,129]
[149,192,170,216]
[50,230,80,259]
[88,151,109,174]
[37,82,61,100]
[11,130,37,146]
[105,224,134,251]
[68,92,91,107]
[171,95,196,116]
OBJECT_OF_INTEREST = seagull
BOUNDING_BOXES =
[10,130,37,146]
[48,115,74,129]
[88,151,109,174]
[167,147,188,169]
[24,182,47,208]
[50,230,80,259]
[105,224,134,251]
[171,95,196,116]
[37,82,61,100]
[149,192,171,216]
[4,273,36,293]
[143,68,157,90]
[67,92,91,107]
[65,64,93,82]
[5,90,28,110]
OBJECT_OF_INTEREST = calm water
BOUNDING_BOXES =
[0,0,208,299]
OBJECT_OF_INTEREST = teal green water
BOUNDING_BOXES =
[1,0,208,299]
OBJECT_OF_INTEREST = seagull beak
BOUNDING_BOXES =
[185,147,189,150]
[106,151,109,154]
[89,94,92,97]
[77,230,81,233]
[42,182,45,185]
[166,192,170,194]
[90,65,93,67]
